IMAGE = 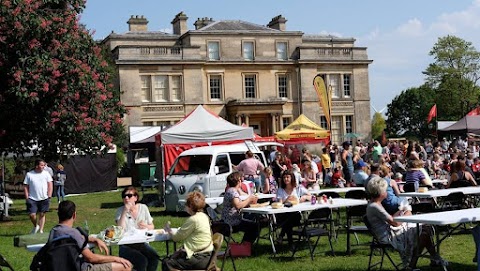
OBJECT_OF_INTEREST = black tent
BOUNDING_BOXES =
[64,154,117,194]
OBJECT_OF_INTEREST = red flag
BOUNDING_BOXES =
[467,107,480,116]
[427,104,437,123]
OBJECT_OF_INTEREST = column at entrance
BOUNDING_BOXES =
[271,114,277,133]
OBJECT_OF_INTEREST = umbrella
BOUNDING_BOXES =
[343,132,363,139]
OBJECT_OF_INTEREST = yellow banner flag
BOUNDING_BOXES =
[313,75,331,130]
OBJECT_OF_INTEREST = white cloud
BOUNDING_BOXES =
[360,1,480,111]
[396,18,424,37]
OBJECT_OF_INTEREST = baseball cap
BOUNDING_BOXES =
[356,160,368,168]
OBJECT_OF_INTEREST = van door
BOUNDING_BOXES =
[208,153,231,197]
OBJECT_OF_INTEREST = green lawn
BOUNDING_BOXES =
[0,190,478,271]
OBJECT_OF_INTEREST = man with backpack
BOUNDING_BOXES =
[47,200,132,271]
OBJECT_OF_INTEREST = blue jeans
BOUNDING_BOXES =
[56,185,65,202]
[246,176,261,193]
[120,243,159,271]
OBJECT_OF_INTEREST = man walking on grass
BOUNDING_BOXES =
[24,159,53,234]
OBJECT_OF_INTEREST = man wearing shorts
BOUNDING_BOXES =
[24,159,53,234]
[51,200,132,271]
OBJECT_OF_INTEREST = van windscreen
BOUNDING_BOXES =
[169,155,213,175]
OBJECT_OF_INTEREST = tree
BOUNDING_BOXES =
[371,112,386,140]
[423,35,480,120]
[0,0,127,158]
[385,84,436,139]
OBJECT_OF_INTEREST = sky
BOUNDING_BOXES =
[80,0,480,115]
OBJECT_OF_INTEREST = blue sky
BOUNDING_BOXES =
[80,0,480,115]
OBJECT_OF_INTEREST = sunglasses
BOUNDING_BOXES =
[123,193,135,198]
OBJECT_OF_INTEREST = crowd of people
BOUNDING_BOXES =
[30,136,480,270]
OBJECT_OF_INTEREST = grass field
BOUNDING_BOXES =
[0,189,478,271]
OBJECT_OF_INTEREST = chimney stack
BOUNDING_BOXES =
[194,17,215,30]
[127,15,148,32]
[267,15,287,31]
[171,12,188,35]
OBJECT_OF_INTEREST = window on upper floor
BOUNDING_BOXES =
[209,74,223,101]
[343,74,351,97]
[208,41,220,60]
[140,74,182,102]
[346,115,353,133]
[276,41,288,60]
[277,73,289,98]
[243,41,254,61]
[244,74,257,99]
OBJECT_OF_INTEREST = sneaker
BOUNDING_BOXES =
[31,224,40,234]
[39,230,44,234]
[430,255,449,267]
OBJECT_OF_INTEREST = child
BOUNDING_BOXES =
[263,167,278,196]
[394,172,404,192]
[331,166,346,188]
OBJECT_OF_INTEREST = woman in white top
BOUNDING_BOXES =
[275,170,311,247]
[115,186,159,271]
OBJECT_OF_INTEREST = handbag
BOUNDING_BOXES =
[229,241,251,257]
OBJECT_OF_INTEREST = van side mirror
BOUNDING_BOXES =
[214,166,220,174]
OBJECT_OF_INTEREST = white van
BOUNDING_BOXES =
[164,142,282,212]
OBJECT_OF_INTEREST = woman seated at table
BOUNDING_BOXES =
[276,170,311,247]
[404,159,432,192]
[163,192,213,271]
[379,165,401,214]
[221,172,259,243]
[447,160,477,188]
[366,177,447,270]
[115,186,159,271]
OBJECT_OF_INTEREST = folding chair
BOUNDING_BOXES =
[211,221,237,271]
[440,192,467,211]
[204,204,220,222]
[0,252,14,271]
[345,190,369,255]
[291,208,334,260]
[319,191,341,237]
[363,216,402,271]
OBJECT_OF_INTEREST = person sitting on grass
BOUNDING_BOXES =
[50,200,132,271]
[366,177,447,270]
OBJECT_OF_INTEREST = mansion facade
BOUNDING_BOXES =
[102,13,372,144]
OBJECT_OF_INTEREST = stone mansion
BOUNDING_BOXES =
[102,12,373,144]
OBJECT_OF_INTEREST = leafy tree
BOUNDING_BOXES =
[0,0,126,158]
[385,84,436,138]
[423,35,480,119]
[371,112,386,140]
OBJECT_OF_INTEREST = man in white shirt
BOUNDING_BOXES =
[24,159,53,234]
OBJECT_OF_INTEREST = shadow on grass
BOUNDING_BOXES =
[100,202,124,209]
[150,210,189,217]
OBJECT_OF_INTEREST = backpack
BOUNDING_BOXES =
[30,227,88,271]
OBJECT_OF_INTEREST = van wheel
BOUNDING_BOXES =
[219,192,225,197]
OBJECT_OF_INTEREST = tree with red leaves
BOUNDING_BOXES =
[0,0,127,158]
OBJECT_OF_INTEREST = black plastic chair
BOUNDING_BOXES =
[363,216,402,271]
[0,252,14,271]
[345,190,369,255]
[319,191,341,237]
[204,204,220,222]
[291,208,334,260]
[440,192,467,211]
[211,221,237,271]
